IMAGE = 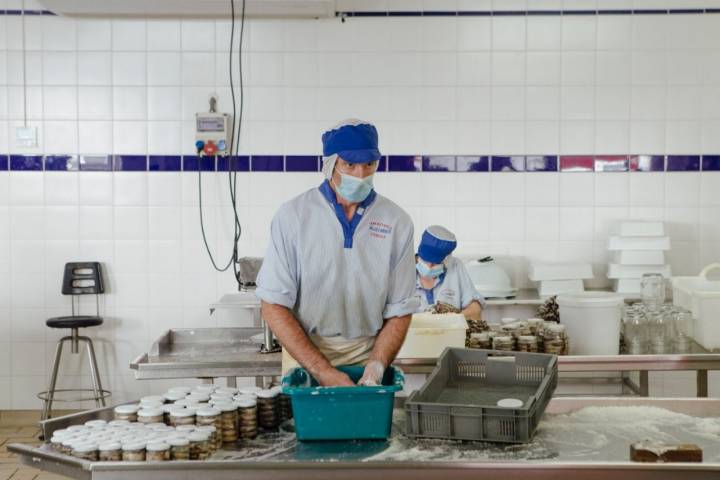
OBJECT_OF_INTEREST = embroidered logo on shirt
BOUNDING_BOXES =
[440,288,456,300]
[368,220,393,239]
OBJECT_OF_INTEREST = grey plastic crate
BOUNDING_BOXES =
[405,347,558,443]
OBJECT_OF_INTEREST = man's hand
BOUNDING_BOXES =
[315,366,355,387]
[358,360,385,386]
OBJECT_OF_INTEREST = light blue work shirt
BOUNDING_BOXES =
[256,181,419,339]
[415,256,486,312]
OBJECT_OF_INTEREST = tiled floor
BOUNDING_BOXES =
[0,413,72,480]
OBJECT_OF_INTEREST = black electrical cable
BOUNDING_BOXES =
[196,0,246,283]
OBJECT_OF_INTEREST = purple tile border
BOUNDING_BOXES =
[388,155,422,172]
[80,155,112,171]
[377,156,387,172]
[667,155,701,171]
[491,156,525,172]
[456,156,489,172]
[44,155,79,171]
[251,155,284,172]
[0,155,8,171]
[217,155,250,172]
[525,155,558,172]
[183,155,216,172]
[422,156,456,172]
[149,155,182,172]
[630,155,665,172]
[285,155,319,172]
[10,155,43,171]
[702,155,720,171]
[113,155,147,172]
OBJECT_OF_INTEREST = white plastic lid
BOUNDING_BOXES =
[73,442,98,453]
[108,420,131,427]
[173,399,189,407]
[146,441,170,452]
[114,404,140,414]
[214,402,237,412]
[234,398,257,408]
[171,408,195,418]
[145,422,166,429]
[140,395,165,404]
[518,335,537,342]
[68,425,90,432]
[193,385,216,394]
[238,386,262,395]
[210,392,232,399]
[195,407,221,417]
[85,420,107,428]
[497,398,524,408]
[494,335,512,342]
[52,429,72,438]
[176,425,196,432]
[545,323,566,333]
[163,392,186,402]
[188,432,211,442]
[269,386,283,395]
[167,386,192,394]
[139,401,164,409]
[137,408,163,418]
[62,437,81,447]
[256,389,280,399]
[470,332,489,339]
[556,291,624,308]
[216,387,238,395]
[122,441,146,451]
[99,441,122,451]
[527,317,544,324]
[195,425,216,433]
[186,394,210,402]
[167,437,190,447]
[501,317,518,325]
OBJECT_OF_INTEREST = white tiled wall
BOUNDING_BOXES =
[2,1,720,408]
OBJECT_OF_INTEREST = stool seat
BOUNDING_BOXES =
[46,316,103,329]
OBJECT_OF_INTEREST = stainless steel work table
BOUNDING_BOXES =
[130,328,720,397]
[9,397,720,480]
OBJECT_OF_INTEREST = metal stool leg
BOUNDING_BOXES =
[83,337,106,408]
[42,337,69,421]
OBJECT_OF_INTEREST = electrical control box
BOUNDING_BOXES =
[195,112,230,156]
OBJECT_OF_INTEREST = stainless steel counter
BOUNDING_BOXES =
[10,397,720,480]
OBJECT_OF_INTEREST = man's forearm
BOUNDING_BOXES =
[368,314,412,368]
[260,301,333,378]
[462,300,482,321]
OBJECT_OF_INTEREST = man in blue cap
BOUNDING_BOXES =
[415,225,485,320]
[256,119,419,386]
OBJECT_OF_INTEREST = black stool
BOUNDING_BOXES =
[39,262,111,421]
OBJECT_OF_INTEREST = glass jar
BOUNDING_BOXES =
[256,389,280,431]
[163,391,186,404]
[542,323,568,355]
[235,398,258,440]
[137,408,164,425]
[186,393,210,404]
[216,403,239,444]
[141,395,165,405]
[61,437,81,455]
[674,309,693,351]
[527,318,544,336]
[468,332,491,350]
[168,386,192,395]
[238,386,262,398]
[114,404,140,422]
[176,424,196,435]
[168,437,190,460]
[84,419,107,429]
[188,432,212,460]
[195,407,222,431]
[517,335,538,353]
[72,443,98,461]
[623,310,648,354]
[277,391,293,423]
[492,335,514,351]
[122,442,146,462]
[648,310,673,353]
[195,425,220,452]
[146,442,170,462]
[98,441,122,462]
[641,273,665,312]
[170,408,196,427]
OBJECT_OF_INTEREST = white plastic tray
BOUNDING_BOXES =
[616,221,665,237]
[607,264,671,279]
[529,263,593,281]
[607,236,670,251]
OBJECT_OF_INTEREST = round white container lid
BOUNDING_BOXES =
[557,291,624,308]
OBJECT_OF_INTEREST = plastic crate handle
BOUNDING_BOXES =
[699,263,720,281]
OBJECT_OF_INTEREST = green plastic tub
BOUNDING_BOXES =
[281,365,404,441]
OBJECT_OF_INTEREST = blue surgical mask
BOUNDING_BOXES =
[333,173,374,203]
[416,260,444,279]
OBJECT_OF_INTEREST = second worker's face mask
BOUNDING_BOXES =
[416,260,444,279]
[333,172,375,203]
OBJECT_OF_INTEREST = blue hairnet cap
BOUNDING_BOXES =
[417,225,457,264]
[322,121,381,164]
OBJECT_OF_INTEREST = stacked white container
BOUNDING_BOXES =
[607,221,672,297]
[529,263,593,297]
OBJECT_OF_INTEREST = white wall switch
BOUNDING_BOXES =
[15,126,38,148]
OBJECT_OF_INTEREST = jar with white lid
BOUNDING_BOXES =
[235,397,258,439]
[146,441,170,461]
[137,408,164,425]
[141,395,165,405]
[84,419,107,429]
[107,420,130,428]
[195,425,220,451]
[188,432,211,460]
[167,437,190,460]
[114,404,140,422]
[256,389,280,431]
[175,424,196,434]
[72,442,98,461]
[192,385,216,395]
[61,437,81,455]
[168,386,192,395]
[170,408,196,427]
[517,335,539,353]
[186,393,210,404]
[163,391,186,403]
[542,323,568,355]
[215,402,238,444]
[216,387,238,396]
[121,441,146,461]
[468,331,491,350]
[195,407,222,429]
[98,441,122,462]
[492,335,514,351]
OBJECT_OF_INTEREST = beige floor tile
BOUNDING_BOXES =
[0,468,19,480]
[9,468,38,480]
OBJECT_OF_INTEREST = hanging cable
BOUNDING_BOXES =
[21,0,28,127]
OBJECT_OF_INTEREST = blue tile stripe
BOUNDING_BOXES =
[1,154,719,173]
[0,9,55,15]
[336,8,720,17]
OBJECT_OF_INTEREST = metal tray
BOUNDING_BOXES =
[9,397,720,480]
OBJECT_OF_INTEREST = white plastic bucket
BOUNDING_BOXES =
[557,292,624,355]
[672,264,720,350]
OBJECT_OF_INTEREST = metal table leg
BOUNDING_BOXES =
[697,370,708,397]
[639,371,649,396]
[226,377,237,388]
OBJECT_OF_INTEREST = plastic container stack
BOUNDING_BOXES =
[607,221,671,297]
[529,263,593,297]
